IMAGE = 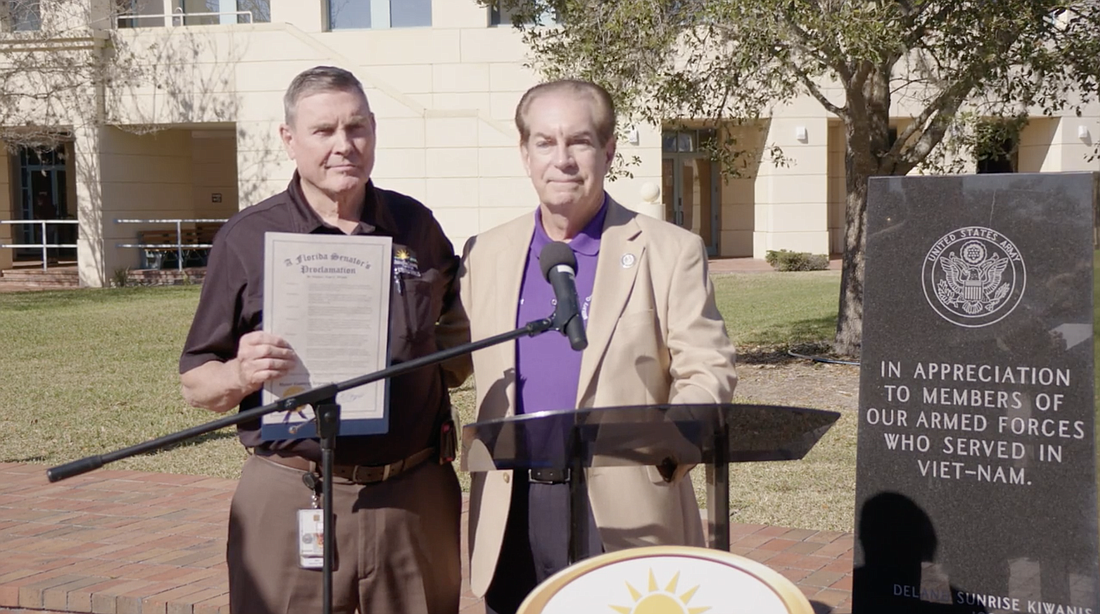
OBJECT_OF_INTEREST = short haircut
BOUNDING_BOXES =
[514,79,616,147]
[283,66,368,126]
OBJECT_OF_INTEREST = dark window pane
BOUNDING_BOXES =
[698,129,716,149]
[119,0,165,28]
[10,0,41,31]
[390,0,430,27]
[661,133,677,153]
[489,1,557,26]
[490,1,517,26]
[175,0,219,26]
[329,0,371,29]
[238,0,269,22]
[677,132,694,152]
[976,137,1017,174]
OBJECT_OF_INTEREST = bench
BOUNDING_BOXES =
[136,223,222,269]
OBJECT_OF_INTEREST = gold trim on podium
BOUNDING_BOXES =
[516,545,815,614]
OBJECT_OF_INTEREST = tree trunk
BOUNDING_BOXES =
[834,64,892,359]
[834,134,874,358]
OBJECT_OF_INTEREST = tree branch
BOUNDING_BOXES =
[778,9,853,84]
[790,60,847,118]
[850,59,874,94]
[893,83,970,173]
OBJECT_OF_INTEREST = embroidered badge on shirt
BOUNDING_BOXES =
[393,247,421,278]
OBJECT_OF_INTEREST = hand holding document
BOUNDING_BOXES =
[260,232,393,440]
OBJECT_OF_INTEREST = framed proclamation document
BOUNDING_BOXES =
[260,231,392,440]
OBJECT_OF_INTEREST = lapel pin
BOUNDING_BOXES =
[620,253,636,268]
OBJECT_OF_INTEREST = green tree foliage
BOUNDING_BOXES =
[484,0,1100,355]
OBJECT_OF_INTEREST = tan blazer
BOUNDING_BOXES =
[458,197,738,597]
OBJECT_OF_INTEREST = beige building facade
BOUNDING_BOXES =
[0,0,1097,287]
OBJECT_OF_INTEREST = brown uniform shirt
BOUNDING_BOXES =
[179,174,468,465]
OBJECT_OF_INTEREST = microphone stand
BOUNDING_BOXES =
[46,315,560,614]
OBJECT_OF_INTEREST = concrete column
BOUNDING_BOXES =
[72,125,107,287]
[42,0,88,31]
[0,150,13,270]
[1053,115,1100,171]
[87,0,113,30]
[752,106,830,259]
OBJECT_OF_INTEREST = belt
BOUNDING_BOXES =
[528,468,570,484]
[254,447,437,484]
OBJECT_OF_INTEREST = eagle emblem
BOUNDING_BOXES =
[922,228,1025,328]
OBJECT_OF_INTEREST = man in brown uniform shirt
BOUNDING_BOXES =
[179,66,470,614]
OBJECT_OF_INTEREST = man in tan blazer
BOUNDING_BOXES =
[458,79,738,614]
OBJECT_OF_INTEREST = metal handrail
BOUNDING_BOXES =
[0,219,80,271]
[116,10,255,28]
[115,218,227,272]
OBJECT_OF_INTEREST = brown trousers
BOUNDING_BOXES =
[227,454,462,614]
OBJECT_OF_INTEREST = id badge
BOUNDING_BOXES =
[297,509,324,569]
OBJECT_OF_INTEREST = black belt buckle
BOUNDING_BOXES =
[528,468,570,484]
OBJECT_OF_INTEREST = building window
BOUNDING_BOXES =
[119,0,270,27]
[4,0,41,31]
[174,1,271,25]
[489,0,556,26]
[117,0,165,28]
[974,120,1019,174]
[661,129,716,154]
[329,0,431,30]
[975,136,1017,174]
[236,0,270,23]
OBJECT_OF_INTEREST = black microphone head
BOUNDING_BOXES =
[539,241,577,282]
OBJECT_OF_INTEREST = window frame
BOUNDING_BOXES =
[327,0,432,31]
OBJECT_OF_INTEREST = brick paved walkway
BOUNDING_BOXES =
[0,462,853,614]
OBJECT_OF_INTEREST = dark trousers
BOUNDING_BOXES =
[484,472,603,614]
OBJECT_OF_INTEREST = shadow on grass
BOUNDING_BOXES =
[1,454,46,463]
[736,315,859,366]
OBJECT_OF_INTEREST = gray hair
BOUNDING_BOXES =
[283,66,368,126]
[515,79,617,147]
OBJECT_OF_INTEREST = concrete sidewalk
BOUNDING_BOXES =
[0,462,854,614]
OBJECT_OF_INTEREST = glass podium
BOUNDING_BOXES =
[462,403,841,561]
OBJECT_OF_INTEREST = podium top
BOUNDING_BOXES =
[460,403,840,472]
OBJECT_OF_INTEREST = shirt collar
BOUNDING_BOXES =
[286,172,397,236]
[531,193,608,256]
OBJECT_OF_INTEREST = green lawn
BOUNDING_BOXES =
[713,270,841,352]
[0,270,850,529]
[0,287,246,477]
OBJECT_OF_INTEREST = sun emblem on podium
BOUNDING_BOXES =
[609,570,710,614]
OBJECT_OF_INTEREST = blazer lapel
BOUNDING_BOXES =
[490,214,534,417]
[575,199,644,406]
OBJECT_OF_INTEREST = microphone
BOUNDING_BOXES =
[539,241,588,351]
